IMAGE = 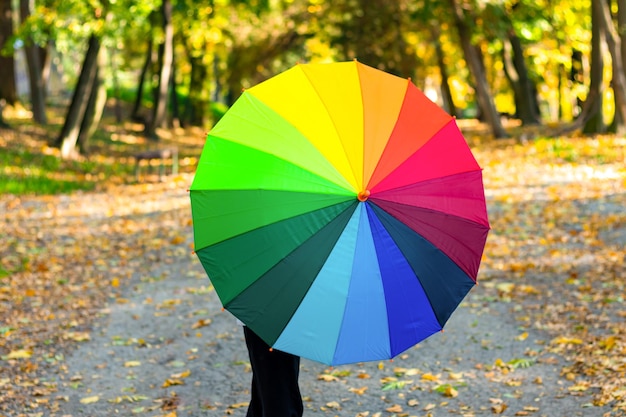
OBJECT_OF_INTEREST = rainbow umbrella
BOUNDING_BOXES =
[190,61,490,366]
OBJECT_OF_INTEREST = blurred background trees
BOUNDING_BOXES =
[0,0,620,158]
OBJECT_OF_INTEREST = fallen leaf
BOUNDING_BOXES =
[421,373,440,382]
[228,402,248,409]
[191,319,211,329]
[568,382,590,392]
[5,349,32,359]
[325,401,341,409]
[80,395,99,404]
[349,386,368,395]
[515,332,529,341]
[64,331,90,342]
[551,336,583,345]
[170,370,191,379]
[492,403,508,414]
[162,378,184,387]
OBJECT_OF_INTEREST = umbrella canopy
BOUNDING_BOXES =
[190,61,490,366]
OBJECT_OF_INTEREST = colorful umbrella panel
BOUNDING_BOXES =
[190,61,490,366]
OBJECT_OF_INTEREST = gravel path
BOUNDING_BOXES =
[4,170,622,417]
[49,255,610,417]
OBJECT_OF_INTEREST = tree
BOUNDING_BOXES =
[55,34,102,159]
[597,0,626,133]
[582,0,605,134]
[325,0,418,78]
[498,4,541,125]
[77,46,107,153]
[449,0,507,138]
[0,0,17,127]
[146,0,173,139]
[19,0,47,124]
[221,3,313,106]
[432,23,457,117]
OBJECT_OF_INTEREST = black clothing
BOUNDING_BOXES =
[243,326,304,417]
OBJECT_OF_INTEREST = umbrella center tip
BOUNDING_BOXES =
[357,190,371,202]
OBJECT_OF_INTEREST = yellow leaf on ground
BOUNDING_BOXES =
[444,385,458,397]
[162,378,184,387]
[64,332,90,342]
[170,370,191,379]
[568,382,590,392]
[552,336,583,345]
[6,349,32,359]
[124,361,141,367]
[421,373,440,382]
[448,371,463,380]
[191,319,211,329]
[80,395,99,404]
[171,235,185,244]
[349,386,368,395]
[326,401,341,409]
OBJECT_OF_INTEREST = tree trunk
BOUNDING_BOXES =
[109,48,122,124]
[19,0,47,124]
[0,102,6,127]
[432,24,457,117]
[132,38,153,121]
[186,54,209,126]
[611,0,626,130]
[55,35,101,159]
[449,0,507,138]
[571,49,585,118]
[39,43,50,98]
[212,53,222,103]
[169,51,181,128]
[147,0,173,139]
[502,30,541,125]
[78,48,107,154]
[582,0,605,134]
[596,0,626,133]
[0,0,17,107]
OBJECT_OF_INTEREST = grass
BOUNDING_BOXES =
[0,146,100,195]
[0,100,207,196]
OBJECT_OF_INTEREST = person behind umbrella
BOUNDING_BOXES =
[243,325,303,417]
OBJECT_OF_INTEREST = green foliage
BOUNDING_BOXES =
[0,148,96,195]
[0,145,138,196]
